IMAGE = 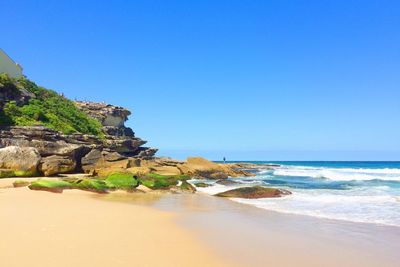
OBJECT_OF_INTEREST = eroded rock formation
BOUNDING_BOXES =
[0,99,253,179]
[0,100,157,176]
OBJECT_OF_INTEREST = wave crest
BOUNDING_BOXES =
[273,166,400,181]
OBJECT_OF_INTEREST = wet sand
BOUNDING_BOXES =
[99,192,400,267]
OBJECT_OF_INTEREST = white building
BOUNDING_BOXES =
[0,49,23,78]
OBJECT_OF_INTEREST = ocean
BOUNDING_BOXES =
[194,161,400,227]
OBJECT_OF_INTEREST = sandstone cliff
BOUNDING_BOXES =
[0,100,158,176]
[0,74,252,179]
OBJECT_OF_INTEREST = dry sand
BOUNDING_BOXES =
[0,184,227,267]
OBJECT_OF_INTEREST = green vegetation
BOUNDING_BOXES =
[0,74,103,136]
[26,173,140,193]
[25,173,193,193]
[0,169,38,178]
[105,173,138,190]
[0,169,16,178]
[138,173,190,190]
[28,179,72,193]
[69,174,138,193]
[72,178,111,193]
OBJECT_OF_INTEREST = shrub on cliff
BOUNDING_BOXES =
[0,74,103,136]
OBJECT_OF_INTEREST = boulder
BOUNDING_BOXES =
[39,155,76,176]
[0,146,41,175]
[81,149,134,175]
[176,157,253,179]
[215,186,291,199]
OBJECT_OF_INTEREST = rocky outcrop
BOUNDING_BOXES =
[215,186,291,199]
[74,101,157,159]
[81,149,135,176]
[176,157,255,179]
[0,100,157,176]
[0,146,41,176]
[75,101,130,127]
[0,92,253,180]
[0,79,252,181]
[0,125,96,156]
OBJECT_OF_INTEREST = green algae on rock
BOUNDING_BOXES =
[71,178,111,193]
[138,173,190,190]
[28,179,72,193]
[104,173,139,191]
[215,186,291,199]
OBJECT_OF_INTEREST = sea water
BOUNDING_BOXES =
[195,161,400,227]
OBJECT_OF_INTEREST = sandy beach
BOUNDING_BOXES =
[1,178,400,267]
[0,181,227,267]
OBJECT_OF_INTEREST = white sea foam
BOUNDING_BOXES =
[194,180,400,226]
[232,190,400,227]
[192,163,400,226]
[273,166,400,181]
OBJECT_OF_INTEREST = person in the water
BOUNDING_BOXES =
[223,157,226,163]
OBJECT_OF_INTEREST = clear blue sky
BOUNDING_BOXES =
[2,0,399,160]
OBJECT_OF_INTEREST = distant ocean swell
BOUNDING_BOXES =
[194,162,400,227]
[272,166,400,181]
